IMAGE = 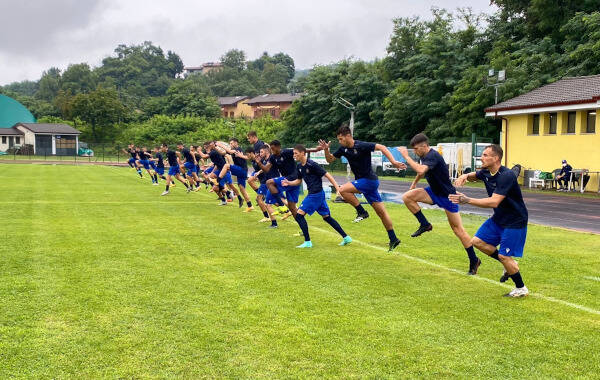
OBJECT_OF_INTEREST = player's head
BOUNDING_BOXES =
[245,147,255,160]
[177,142,184,149]
[160,143,168,152]
[229,138,239,148]
[270,140,282,155]
[481,144,503,169]
[562,159,567,167]
[141,146,147,152]
[247,131,258,144]
[336,123,354,147]
[293,144,306,161]
[410,133,430,157]
[260,145,270,158]
[203,141,215,151]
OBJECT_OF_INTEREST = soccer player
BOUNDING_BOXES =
[152,146,169,182]
[318,125,406,251]
[160,143,190,195]
[124,145,143,178]
[216,139,254,211]
[177,143,200,189]
[200,141,234,205]
[282,144,352,248]
[247,130,266,154]
[450,144,529,297]
[255,145,281,228]
[137,147,158,184]
[398,133,481,275]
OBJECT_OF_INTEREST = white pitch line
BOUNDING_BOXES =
[584,276,600,282]
[312,226,600,316]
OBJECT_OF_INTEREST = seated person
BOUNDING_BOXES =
[555,159,572,191]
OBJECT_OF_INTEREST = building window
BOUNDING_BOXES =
[567,112,576,134]
[229,112,234,118]
[1,136,5,144]
[223,111,228,117]
[586,111,596,133]
[15,137,20,144]
[532,114,540,135]
[548,113,557,134]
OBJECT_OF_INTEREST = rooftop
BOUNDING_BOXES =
[246,93,302,105]
[16,123,81,134]
[218,96,250,106]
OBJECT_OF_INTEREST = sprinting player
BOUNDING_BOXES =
[177,143,200,189]
[247,130,266,154]
[160,143,190,195]
[216,139,254,211]
[200,141,234,205]
[398,133,481,275]
[255,145,281,228]
[318,125,407,251]
[254,140,297,219]
[152,146,170,184]
[124,145,143,178]
[450,144,529,297]
[137,147,158,184]
[282,144,352,248]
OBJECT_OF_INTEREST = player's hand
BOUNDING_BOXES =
[393,161,407,170]
[281,179,289,187]
[454,174,468,187]
[409,183,416,190]
[397,146,409,158]
[449,192,470,204]
[318,139,331,151]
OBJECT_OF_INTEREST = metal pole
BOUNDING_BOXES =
[471,133,476,171]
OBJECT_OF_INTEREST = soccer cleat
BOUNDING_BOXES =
[238,198,244,208]
[278,205,289,213]
[186,187,192,193]
[218,200,227,206]
[271,210,280,216]
[296,241,313,248]
[226,198,233,202]
[267,224,279,229]
[258,217,271,223]
[152,182,159,186]
[352,212,369,223]
[499,270,510,283]
[467,257,481,275]
[503,286,529,298]
[411,224,433,237]
[339,236,353,246]
[193,186,201,192]
[388,238,401,252]
[243,206,255,213]
[281,211,293,220]
[160,190,170,196]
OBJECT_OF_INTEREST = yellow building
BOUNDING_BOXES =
[218,96,253,118]
[485,75,600,192]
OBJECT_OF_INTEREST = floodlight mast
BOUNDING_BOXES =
[334,97,356,180]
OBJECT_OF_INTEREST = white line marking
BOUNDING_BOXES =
[584,276,600,282]
[312,226,600,316]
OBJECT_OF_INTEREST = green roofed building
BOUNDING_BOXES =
[0,94,36,127]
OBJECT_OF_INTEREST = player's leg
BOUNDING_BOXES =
[445,211,481,275]
[370,201,401,251]
[266,178,286,207]
[402,188,434,237]
[256,194,271,223]
[294,209,312,248]
[315,196,351,246]
[161,173,173,195]
[338,182,369,222]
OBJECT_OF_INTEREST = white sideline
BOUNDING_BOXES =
[312,226,600,316]
[584,276,600,282]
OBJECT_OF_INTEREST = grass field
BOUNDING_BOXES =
[1,164,599,378]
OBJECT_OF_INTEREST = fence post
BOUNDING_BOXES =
[102,144,105,162]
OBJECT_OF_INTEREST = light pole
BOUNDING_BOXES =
[486,69,506,104]
[334,97,356,180]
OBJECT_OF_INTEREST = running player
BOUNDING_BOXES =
[160,143,190,195]
[318,125,406,251]
[201,141,233,205]
[177,143,200,189]
[247,130,266,154]
[137,147,158,184]
[450,144,529,297]
[216,139,254,211]
[398,133,481,275]
[152,146,169,183]
[124,145,143,178]
[282,144,352,248]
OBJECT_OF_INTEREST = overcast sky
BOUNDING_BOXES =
[0,0,497,85]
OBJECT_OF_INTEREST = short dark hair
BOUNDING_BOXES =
[161,143,168,148]
[270,140,281,147]
[229,137,239,143]
[247,131,257,137]
[245,147,254,154]
[336,124,352,136]
[410,133,429,147]
[485,144,503,161]
[177,142,184,146]
[260,145,270,151]
[294,144,306,153]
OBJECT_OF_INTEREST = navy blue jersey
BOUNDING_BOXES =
[166,150,178,167]
[254,140,266,154]
[251,161,267,184]
[232,147,247,170]
[420,149,456,196]
[476,166,528,229]
[209,150,226,170]
[194,153,202,164]
[262,157,280,181]
[297,159,327,194]
[155,152,164,168]
[139,151,151,160]
[269,148,298,180]
[333,140,377,180]
[129,149,137,159]
[181,148,194,163]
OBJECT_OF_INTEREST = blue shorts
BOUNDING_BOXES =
[273,176,300,203]
[351,178,382,204]
[168,166,180,176]
[475,218,527,257]
[230,165,248,187]
[184,162,197,176]
[139,160,151,170]
[155,167,164,176]
[128,158,136,165]
[424,187,459,213]
[300,191,331,216]
[218,172,233,187]
[149,161,157,170]
[257,183,269,197]
[204,167,214,175]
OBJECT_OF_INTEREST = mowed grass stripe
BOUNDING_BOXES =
[0,164,598,378]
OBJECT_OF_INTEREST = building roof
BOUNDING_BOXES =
[218,96,249,106]
[16,123,81,134]
[0,126,24,135]
[0,94,36,128]
[485,74,600,113]
[246,93,302,105]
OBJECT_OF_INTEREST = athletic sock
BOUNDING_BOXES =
[510,271,525,288]
[490,249,500,261]
[263,211,269,218]
[165,184,170,191]
[466,246,478,263]
[220,197,226,202]
[323,216,347,237]
[387,229,398,242]
[413,210,430,226]
[294,214,310,241]
[154,174,158,182]
[247,201,253,207]
[237,195,243,202]
[271,219,278,226]
[354,204,367,215]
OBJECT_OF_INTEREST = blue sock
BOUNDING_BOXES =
[294,214,310,241]
[323,216,347,237]
[413,210,430,226]
[466,246,478,263]
[387,229,398,242]
[271,219,278,227]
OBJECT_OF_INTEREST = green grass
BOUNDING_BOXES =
[1,164,599,378]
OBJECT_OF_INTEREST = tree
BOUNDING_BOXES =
[60,63,96,94]
[164,76,221,117]
[220,49,247,71]
[36,67,61,102]
[69,87,126,142]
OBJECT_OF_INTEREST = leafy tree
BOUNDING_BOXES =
[69,87,126,142]
[60,63,96,94]
[220,49,247,71]
[36,68,61,102]
[164,76,221,117]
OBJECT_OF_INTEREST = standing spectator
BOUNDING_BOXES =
[556,159,572,191]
